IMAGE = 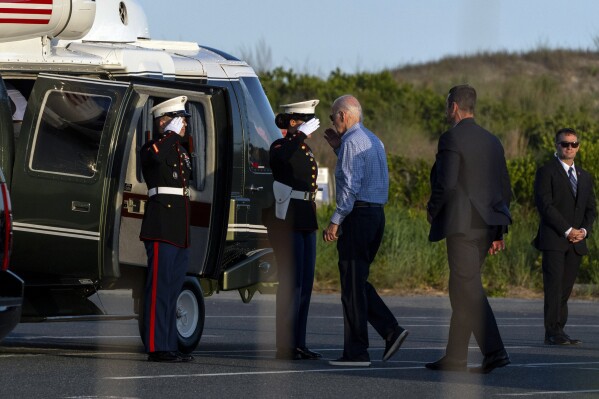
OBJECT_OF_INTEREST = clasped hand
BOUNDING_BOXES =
[567,228,585,243]
[488,240,505,255]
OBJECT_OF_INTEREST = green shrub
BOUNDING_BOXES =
[262,56,599,296]
[314,204,555,296]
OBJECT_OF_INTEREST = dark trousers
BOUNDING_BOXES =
[542,248,581,337]
[273,230,317,349]
[337,207,398,361]
[445,228,504,360]
[143,241,188,353]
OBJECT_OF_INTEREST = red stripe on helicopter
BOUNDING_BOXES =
[0,18,48,23]
[0,7,51,13]
[0,0,52,3]
[0,0,52,24]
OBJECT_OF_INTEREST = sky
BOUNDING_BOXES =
[144,0,599,76]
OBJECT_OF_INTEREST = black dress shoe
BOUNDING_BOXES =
[382,326,409,362]
[562,334,582,345]
[276,349,301,360]
[425,355,467,371]
[544,335,571,345]
[295,347,322,359]
[469,349,510,374]
[148,351,183,363]
[177,352,194,362]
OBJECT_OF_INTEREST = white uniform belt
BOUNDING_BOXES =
[148,187,190,197]
[289,190,316,201]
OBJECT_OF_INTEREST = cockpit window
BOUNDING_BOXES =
[239,77,281,173]
[29,91,111,178]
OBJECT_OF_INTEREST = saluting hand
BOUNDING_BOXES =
[324,128,341,150]
[298,118,320,137]
[164,116,186,136]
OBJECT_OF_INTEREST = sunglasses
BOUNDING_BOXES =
[329,111,341,122]
[558,141,579,149]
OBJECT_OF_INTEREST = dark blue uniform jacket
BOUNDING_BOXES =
[139,132,191,248]
[268,132,318,231]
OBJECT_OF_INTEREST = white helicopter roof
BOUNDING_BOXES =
[0,0,254,80]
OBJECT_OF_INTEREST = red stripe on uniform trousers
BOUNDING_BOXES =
[149,242,160,352]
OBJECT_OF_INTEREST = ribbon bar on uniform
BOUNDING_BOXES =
[148,187,190,197]
[289,190,316,201]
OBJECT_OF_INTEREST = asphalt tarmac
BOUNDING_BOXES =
[1,291,598,398]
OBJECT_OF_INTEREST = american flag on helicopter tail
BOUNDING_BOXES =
[0,0,52,25]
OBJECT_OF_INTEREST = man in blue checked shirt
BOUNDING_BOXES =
[323,95,408,367]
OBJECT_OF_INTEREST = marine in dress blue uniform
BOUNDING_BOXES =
[267,100,322,360]
[139,96,193,363]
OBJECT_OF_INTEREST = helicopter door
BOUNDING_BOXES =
[0,77,15,184]
[10,74,130,285]
[118,82,232,280]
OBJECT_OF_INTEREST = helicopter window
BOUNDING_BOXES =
[29,91,111,178]
[188,102,207,191]
[239,77,281,173]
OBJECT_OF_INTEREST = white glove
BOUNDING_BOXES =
[298,118,320,136]
[164,117,185,135]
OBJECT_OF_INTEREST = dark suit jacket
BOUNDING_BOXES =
[428,118,512,242]
[533,157,597,255]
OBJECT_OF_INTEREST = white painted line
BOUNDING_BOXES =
[104,366,424,381]
[6,335,141,340]
[517,361,599,367]
[6,335,219,340]
[496,389,599,397]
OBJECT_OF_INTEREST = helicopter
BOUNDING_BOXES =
[0,0,281,352]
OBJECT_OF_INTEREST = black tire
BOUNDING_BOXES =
[176,277,205,354]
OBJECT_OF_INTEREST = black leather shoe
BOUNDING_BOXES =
[425,355,467,371]
[382,326,409,362]
[295,347,322,359]
[177,352,194,362]
[562,334,582,345]
[276,349,301,360]
[544,335,571,345]
[469,349,510,374]
[148,351,183,363]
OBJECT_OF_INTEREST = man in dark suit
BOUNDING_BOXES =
[533,128,596,345]
[426,85,512,374]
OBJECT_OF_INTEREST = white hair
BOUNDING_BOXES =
[333,95,363,122]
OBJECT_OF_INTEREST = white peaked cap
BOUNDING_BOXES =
[280,99,319,114]
[150,95,190,118]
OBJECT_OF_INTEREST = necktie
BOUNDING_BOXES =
[568,166,577,196]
